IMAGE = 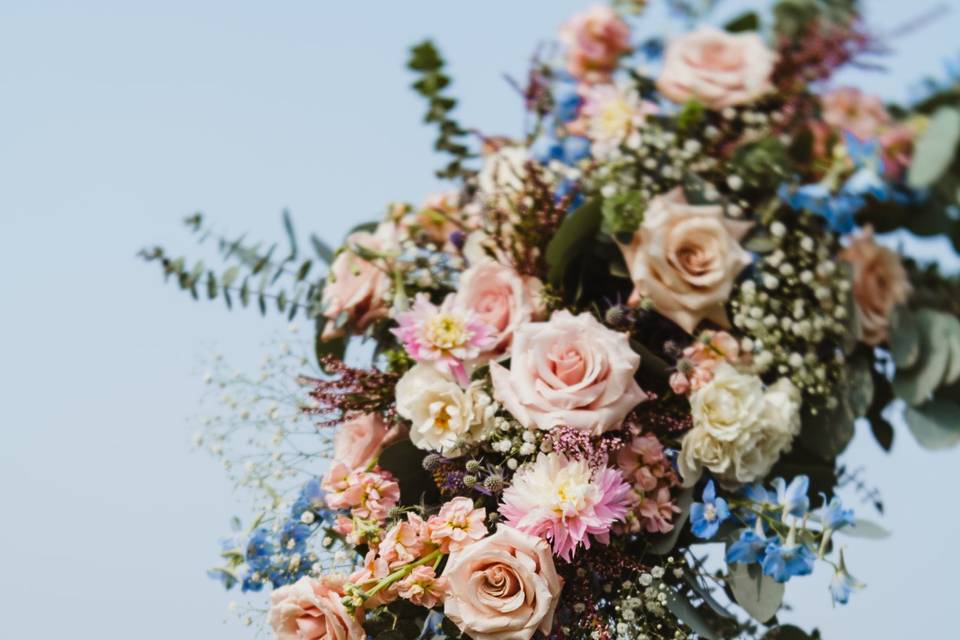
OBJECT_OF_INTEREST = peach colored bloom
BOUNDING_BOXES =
[428,496,488,553]
[657,26,776,109]
[490,310,648,435]
[321,464,400,523]
[670,331,742,394]
[268,575,364,640]
[454,259,544,356]
[348,550,396,608]
[559,5,631,84]
[617,188,753,334]
[379,513,430,569]
[397,565,448,608]
[442,525,563,640]
[333,413,387,473]
[841,227,912,346]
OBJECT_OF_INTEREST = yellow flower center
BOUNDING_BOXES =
[425,313,468,350]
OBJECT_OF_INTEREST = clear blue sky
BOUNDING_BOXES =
[1,1,958,638]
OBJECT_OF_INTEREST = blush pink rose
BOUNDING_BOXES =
[657,26,776,110]
[321,223,397,341]
[617,188,753,334]
[442,525,563,640]
[841,227,912,346]
[268,575,364,640]
[559,5,631,83]
[490,310,648,435]
[821,87,891,141]
[454,259,544,356]
[333,413,387,472]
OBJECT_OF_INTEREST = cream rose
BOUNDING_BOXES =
[443,525,563,640]
[490,310,648,435]
[455,259,544,356]
[679,364,800,487]
[333,413,387,472]
[657,26,776,110]
[321,223,397,341]
[268,575,364,640]
[617,188,752,334]
[840,227,912,346]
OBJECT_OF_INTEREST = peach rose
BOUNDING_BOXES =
[489,310,648,435]
[333,413,387,472]
[657,26,776,110]
[821,87,891,141]
[559,5,631,83]
[443,525,563,640]
[454,259,544,356]
[617,188,753,333]
[268,576,364,640]
[321,223,397,341]
[841,227,912,346]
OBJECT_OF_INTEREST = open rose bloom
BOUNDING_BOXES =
[161,2,960,638]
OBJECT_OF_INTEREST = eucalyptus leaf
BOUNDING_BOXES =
[893,309,952,405]
[665,590,719,640]
[728,562,784,623]
[941,314,960,386]
[904,399,960,450]
[835,518,892,540]
[889,307,920,369]
[310,234,335,264]
[908,106,960,189]
[725,11,760,32]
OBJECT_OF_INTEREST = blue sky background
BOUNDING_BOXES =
[2,1,959,638]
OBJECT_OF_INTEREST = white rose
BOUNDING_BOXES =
[678,427,734,484]
[734,378,801,482]
[689,364,765,442]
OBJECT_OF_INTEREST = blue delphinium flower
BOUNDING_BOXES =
[829,551,863,605]
[245,527,274,573]
[537,135,591,167]
[815,494,855,532]
[552,77,582,124]
[779,184,863,234]
[726,522,775,565]
[290,478,333,525]
[772,476,810,519]
[690,480,730,539]
[762,536,816,583]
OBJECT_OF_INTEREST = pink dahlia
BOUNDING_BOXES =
[392,293,496,385]
[499,453,631,561]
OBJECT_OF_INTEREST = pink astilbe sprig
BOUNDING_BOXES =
[392,293,496,386]
[499,453,632,562]
[299,357,399,428]
[542,427,627,470]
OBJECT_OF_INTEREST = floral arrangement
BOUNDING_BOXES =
[143,1,960,639]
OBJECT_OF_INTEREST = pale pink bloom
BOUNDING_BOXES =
[321,223,397,341]
[489,310,648,435]
[393,293,497,385]
[636,486,682,534]
[427,496,488,553]
[454,259,544,356]
[657,26,776,109]
[617,434,681,534]
[397,566,448,609]
[499,453,632,561]
[333,413,387,473]
[268,575,364,640]
[332,516,356,544]
[559,5,631,84]
[576,83,658,157]
[321,465,400,523]
[618,433,667,474]
[348,550,396,608]
[672,330,741,394]
[822,87,891,141]
[442,525,563,640]
[669,370,692,395]
[379,513,430,569]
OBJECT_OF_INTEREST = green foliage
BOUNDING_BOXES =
[600,191,646,240]
[676,100,706,135]
[891,308,960,406]
[727,563,784,624]
[731,138,791,193]
[835,518,892,540]
[904,399,960,450]
[408,40,475,181]
[545,199,603,288]
[773,0,858,39]
[725,11,760,33]
[907,106,960,189]
[762,626,821,640]
[139,210,329,322]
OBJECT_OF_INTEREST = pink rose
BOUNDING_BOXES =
[617,188,753,333]
[442,525,563,640]
[268,576,364,640]
[321,223,397,341]
[657,26,776,109]
[841,227,912,346]
[490,310,648,435]
[333,413,387,472]
[821,87,891,141]
[454,260,544,356]
[559,5,631,83]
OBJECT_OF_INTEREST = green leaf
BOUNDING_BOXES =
[892,309,953,405]
[282,209,298,259]
[377,439,439,505]
[908,107,960,189]
[728,562,784,624]
[546,199,602,288]
[221,265,240,288]
[314,317,347,367]
[889,307,920,369]
[725,11,760,32]
[665,590,719,640]
[206,270,218,299]
[869,415,895,452]
[904,399,960,450]
[763,625,816,640]
[310,234,335,264]
[835,518,892,540]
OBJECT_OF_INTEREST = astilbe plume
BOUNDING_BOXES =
[542,427,627,469]
[299,356,399,428]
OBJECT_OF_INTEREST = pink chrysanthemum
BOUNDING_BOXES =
[499,453,631,561]
[392,293,496,385]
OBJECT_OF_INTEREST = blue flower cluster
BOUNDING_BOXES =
[690,475,861,605]
[208,478,334,592]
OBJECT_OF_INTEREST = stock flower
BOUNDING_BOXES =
[268,575,364,640]
[617,434,681,533]
[321,223,397,341]
[427,496,488,553]
[442,525,563,640]
[489,310,648,435]
[840,227,912,346]
[617,188,753,334]
[454,259,544,356]
[321,464,400,523]
[333,413,387,472]
[657,26,776,109]
[393,293,496,385]
[499,453,632,561]
[558,5,631,84]
[690,480,729,539]
[348,550,395,608]
[397,566,448,608]
[395,364,486,455]
[379,513,430,569]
